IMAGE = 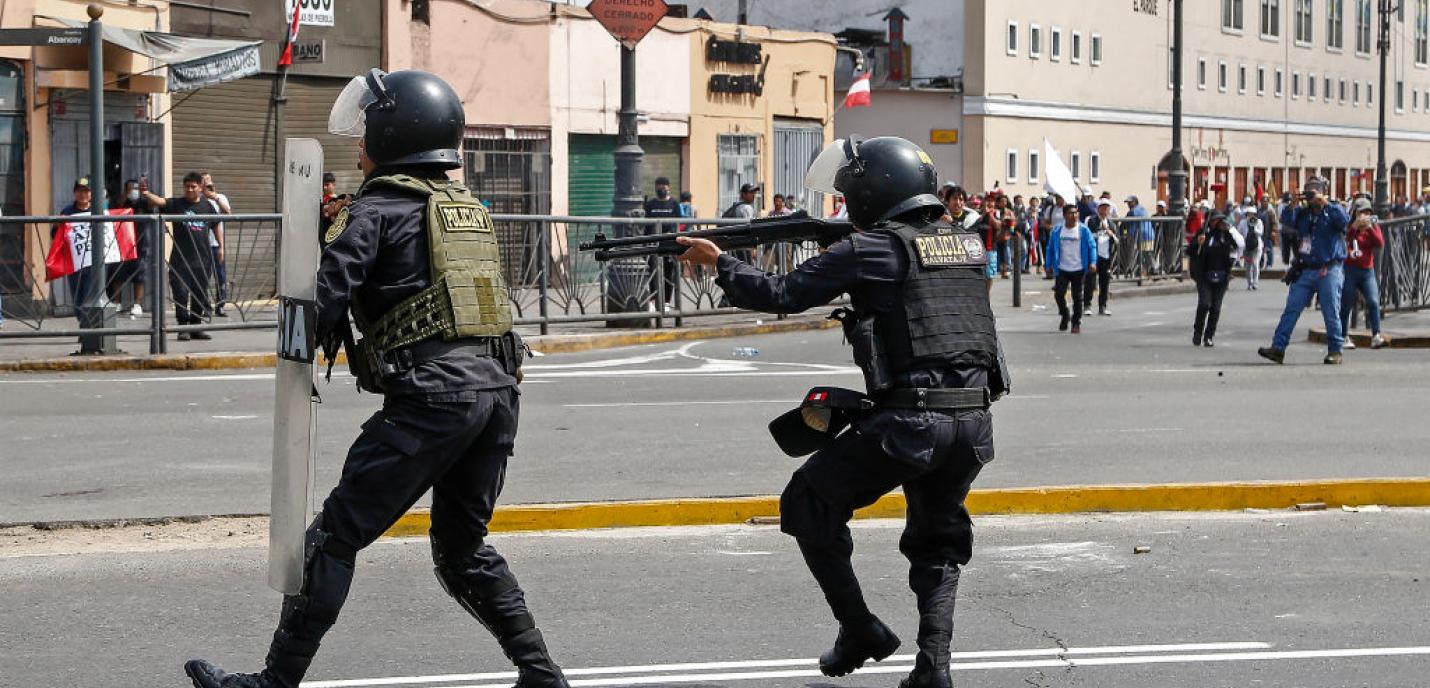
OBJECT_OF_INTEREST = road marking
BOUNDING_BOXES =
[302,642,1273,687]
[1148,369,1207,373]
[1138,321,1166,327]
[1110,427,1182,433]
[0,373,279,384]
[211,415,259,420]
[564,400,791,408]
[308,644,1430,687]
[1053,373,1079,378]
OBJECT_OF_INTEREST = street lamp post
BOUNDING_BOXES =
[1168,0,1188,218]
[79,3,116,354]
[1374,0,1396,215]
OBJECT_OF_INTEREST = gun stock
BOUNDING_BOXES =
[578,213,855,261]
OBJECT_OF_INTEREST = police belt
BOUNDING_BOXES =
[378,336,500,376]
[875,387,991,412]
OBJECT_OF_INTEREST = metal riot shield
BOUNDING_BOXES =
[269,139,324,594]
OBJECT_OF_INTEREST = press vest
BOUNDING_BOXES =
[853,221,1000,373]
[351,174,513,353]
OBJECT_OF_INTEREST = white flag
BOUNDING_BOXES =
[1042,139,1079,204]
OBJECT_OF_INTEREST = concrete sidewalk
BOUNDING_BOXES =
[1310,307,1430,348]
[0,276,1196,371]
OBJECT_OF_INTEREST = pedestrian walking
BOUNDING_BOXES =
[1258,196,1280,268]
[1240,209,1264,290]
[184,69,570,688]
[1084,199,1115,316]
[1259,178,1349,365]
[677,135,1009,688]
[1045,205,1097,333]
[1188,212,1240,347]
[1340,198,1389,350]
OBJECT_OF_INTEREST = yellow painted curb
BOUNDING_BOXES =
[382,477,1430,538]
[0,318,836,373]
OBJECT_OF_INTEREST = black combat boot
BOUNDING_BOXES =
[184,660,290,688]
[818,614,902,677]
[901,564,961,688]
[502,627,570,688]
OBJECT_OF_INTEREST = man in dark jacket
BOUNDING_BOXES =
[1188,212,1239,347]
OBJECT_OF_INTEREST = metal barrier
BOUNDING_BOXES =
[0,212,827,349]
[1101,216,1187,283]
[1378,214,1430,313]
[0,213,281,353]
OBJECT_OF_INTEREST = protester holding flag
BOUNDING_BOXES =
[57,178,97,306]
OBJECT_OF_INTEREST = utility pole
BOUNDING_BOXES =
[1374,0,1396,215]
[1168,0,1188,218]
[738,0,748,25]
[79,3,116,354]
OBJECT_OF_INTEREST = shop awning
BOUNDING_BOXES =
[43,18,261,92]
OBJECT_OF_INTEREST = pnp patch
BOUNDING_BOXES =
[913,234,986,267]
[438,203,493,232]
[323,207,349,244]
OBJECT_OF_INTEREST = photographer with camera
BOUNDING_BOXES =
[1258,177,1349,365]
[1340,198,1388,350]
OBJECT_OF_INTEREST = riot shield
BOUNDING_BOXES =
[269,139,324,594]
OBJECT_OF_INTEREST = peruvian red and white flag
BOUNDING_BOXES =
[278,0,302,67]
[843,72,872,108]
[45,208,138,282]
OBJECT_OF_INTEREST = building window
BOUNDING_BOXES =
[1030,24,1042,58]
[1224,0,1246,30]
[1258,66,1267,94]
[1071,151,1082,180]
[1006,149,1018,183]
[1418,0,1428,64]
[1072,32,1083,63]
[1051,27,1062,61]
[1353,80,1361,104]
[1293,71,1302,97]
[1219,61,1229,91]
[1090,152,1102,183]
[1340,78,1348,102]
[1325,75,1333,101]
[1328,0,1346,49]
[1091,34,1103,65]
[1262,0,1282,36]
[1239,64,1248,93]
[1356,0,1372,53]
[1295,0,1314,42]
[1369,82,1374,104]
[1397,80,1405,110]
[1310,72,1318,97]
[718,134,760,217]
[1028,149,1041,183]
[1007,21,1019,55]
[1199,58,1209,88]
[0,60,25,294]
[1276,68,1285,95]
[1416,88,1422,111]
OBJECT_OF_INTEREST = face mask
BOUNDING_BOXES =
[127,190,140,201]
[656,188,670,199]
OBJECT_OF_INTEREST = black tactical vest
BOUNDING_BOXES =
[853,220,1000,372]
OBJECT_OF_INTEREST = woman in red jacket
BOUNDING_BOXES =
[1340,198,1389,349]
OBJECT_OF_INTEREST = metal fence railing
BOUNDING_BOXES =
[1102,216,1188,283]
[1377,214,1430,314]
[0,213,831,353]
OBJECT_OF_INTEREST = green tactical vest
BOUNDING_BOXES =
[351,174,513,356]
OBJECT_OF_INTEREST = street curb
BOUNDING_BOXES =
[380,477,1430,537]
[1309,328,1430,348]
[0,317,839,373]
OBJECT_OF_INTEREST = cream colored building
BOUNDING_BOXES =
[964,0,1430,206]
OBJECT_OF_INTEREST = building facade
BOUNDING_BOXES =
[966,0,1430,206]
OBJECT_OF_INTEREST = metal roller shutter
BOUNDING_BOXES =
[281,76,363,199]
[567,134,684,218]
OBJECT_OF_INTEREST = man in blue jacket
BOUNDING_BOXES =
[1045,205,1098,333]
[1259,177,1349,364]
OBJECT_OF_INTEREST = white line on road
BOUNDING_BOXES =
[302,642,1272,687]
[564,400,792,408]
[307,644,1430,688]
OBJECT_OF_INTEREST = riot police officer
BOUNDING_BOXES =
[677,137,1008,688]
[184,69,569,688]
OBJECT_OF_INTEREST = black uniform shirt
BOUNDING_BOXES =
[317,180,516,398]
[714,232,990,392]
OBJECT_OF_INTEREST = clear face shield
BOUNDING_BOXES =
[804,139,859,194]
[328,68,389,138]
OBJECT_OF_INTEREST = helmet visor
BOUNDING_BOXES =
[328,72,383,137]
[804,139,854,194]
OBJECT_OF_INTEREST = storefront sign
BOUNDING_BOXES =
[169,44,261,91]
[930,129,959,145]
[1132,0,1158,15]
[0,28,86,46]
[706,37,762,64]
[588,0,669,49]
[293,40,324,63]
[285,0,335,28]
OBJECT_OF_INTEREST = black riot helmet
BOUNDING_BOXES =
[805,136,942,228]
[328,68,465,169]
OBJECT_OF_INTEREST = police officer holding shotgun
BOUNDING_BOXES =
[677,136,1009,688]
[184,69,567,688]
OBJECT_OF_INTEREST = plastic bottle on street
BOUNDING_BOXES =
[732,347,761,358]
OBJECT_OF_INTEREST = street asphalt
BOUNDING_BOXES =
[2,509,1427,687]
[2,278,1428,524]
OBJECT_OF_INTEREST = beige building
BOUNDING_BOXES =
[964,0,1430,206]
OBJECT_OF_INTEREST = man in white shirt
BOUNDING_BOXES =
[1083,199,1116,316]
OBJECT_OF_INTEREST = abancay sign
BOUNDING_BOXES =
[588,0,668,49]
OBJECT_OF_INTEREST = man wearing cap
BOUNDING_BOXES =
[645,176,683,306]
[1259,177,1349,364]
[1084,199,1116,316]
[725,183,761,220]
[58,177,97,308]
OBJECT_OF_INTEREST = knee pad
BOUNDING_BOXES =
[779,472,839,543]
[429,533,533,638]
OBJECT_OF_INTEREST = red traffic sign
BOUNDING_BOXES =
[588,0,669,49]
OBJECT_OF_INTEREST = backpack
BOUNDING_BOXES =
[1243,222,1260,253]
[722,202,746,219]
